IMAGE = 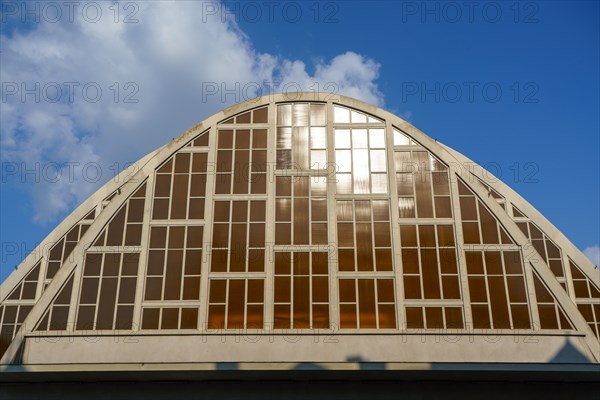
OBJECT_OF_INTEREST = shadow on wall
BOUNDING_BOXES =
[549,338,592,364]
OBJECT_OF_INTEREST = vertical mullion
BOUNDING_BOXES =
[386,120,404,330]
[325,101,339,331]
[198,124,217,331]
[264,103,277,331]
[450,179,474,330]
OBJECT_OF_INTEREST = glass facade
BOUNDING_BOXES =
[1,98,598,363]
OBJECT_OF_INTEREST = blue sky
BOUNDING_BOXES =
[1,1,598,282]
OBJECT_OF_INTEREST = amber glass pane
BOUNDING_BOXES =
[538,305,558,329]
[168,226,185,248]
[445,307,464,329]
[227,280,245,328]
[400,225,417,247]
[293,276,310,328]
[418,225,435,247]
[207,305,225,329]
[420,248,440,299]
[405,307,424,329]
[431,172,450,195]
[76,306,95,330]
[415,173,433,218]
[468,276,488,302]
[375,249,393,272]
[106,208,125,246]
[484,252,502,275]
[533,275,554,302]
[511,305,531,329]
[459,197,477,221]
[154,175,171,198]
[276,199,291,221]
[164,250,183,300]
[118,277,137,303]
[274,276,291,303]
[339,280,356,302]
[396,173,414,196]
[274,304,291,329]
[340,304,357,328]
[214,174,231,194]
[84,254,102,276]
[377,279,395,303]
[488,276,510,328]
[152,199,169,219]
[338,249,355,272]
[275,252,291,274]
[372,223,390,247]
[472,304,491,329]
[142,308,160,329]
[210,250,228,272]
[403,276,422,299]
[356,224,374,271]
[506,276,527,303]
[462,222,480,244]
[439,248,457,273]
[180,308,198,329]
[80,278,99,304]
[376,304,395,328]
[479,204,499,244]
[161,308,179,329]
[96,277,117,329]
[425,307,443,329]
[442,276,460,299]
[144,277,162,300]
[402,249,419,274]
[275,223,291,245]
[433,197,451,218]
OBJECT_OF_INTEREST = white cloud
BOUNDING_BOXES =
[1,1,384,223]
[583,246,600,267]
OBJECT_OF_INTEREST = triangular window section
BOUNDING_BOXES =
[457,179,514,245]
[532,269,573,330]
[35,273,75,332]
[569,259,600,337]
[93,182,147,247]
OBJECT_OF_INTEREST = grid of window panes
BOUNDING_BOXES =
[475,177,506,210]
[207,279,264,329]
[144,226,203,301]
[45,209,95,280]
[405,306,464,329]
[0,304,33,358]
[515,219,566,285]
[395,151,452,218]
[532,271,573,330]
[95,183,146,246]
[273,252,329,329]
[334,126,388,194]
[5,263,40,301]
[337,200,393,272]
[569,260,600,337]
[277,103,327,170]
[141,307,198,330]
[212,200,266,272]
[35,274,74,331]
[333,105,383,125]
[185,130,209,147]
[457,180,513,245]
[339,278,396,329]
[400,225,461,302]
[76,253,139,330]
[275,176,327,245]
[153,151,207,220]
[465,251,531,329]
[215,128,267,195]
[220,106,268,125]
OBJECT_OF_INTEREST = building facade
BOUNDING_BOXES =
[1,93,598,396]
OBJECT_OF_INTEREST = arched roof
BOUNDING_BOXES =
[1,93,598,370]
